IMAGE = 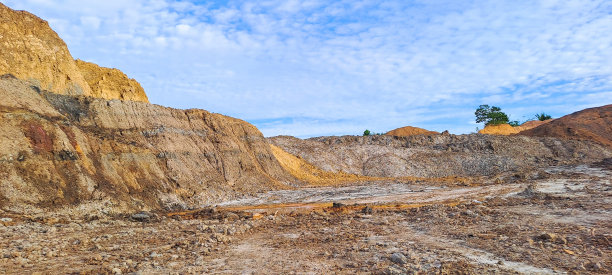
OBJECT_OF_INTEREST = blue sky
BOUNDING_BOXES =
[4,0,612,137]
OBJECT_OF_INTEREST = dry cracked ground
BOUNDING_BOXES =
[1,163,611,274]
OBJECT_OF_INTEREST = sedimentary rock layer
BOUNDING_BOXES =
[269,134,612,178]
[0,76,292,213]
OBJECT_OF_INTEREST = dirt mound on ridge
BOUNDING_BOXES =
[386,126,438,136]
[478,124,519,135]
[479,120,553,136]
[519,104,612,148]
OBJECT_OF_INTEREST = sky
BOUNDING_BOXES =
[4,0,612,137]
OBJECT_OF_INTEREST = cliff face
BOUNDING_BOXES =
[0,3,294,213]
[0,76,292,213]
[0,3,148,103]
[75,60,149,103]
[0,3,91,96]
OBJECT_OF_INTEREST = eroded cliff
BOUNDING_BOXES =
[0,76,293,214]
[0,3,92,96]
[75,60,149,103]
[0,3,149,103]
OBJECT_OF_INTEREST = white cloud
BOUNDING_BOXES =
[2,0,612,137]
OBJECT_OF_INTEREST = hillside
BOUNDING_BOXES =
[0,3,293,214]
[519,104,612,148]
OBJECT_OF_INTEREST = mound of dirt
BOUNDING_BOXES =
[519,104,612,148]
[478,120,553,136]
[269,144,375,186]
[386,126,438,137]
[478,124,520,135]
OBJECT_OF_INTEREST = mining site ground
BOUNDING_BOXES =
[1,164,611,274]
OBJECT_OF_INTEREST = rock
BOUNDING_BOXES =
[385,265,405,275]
[390,252,407,265]
[0,218,13,226]
[75,60,149,103]
[0,3,92,96]
[131,212,153,222]
[534,232,566,244]
[111,267,122,274]
[150,252,161,258]
[586,262,603,271]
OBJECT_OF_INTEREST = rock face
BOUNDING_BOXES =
[0,3,91,96]
[269,134,611,178]
[386,126,438,137]
[0,3,148,103]
[0,3,294,213]
[75,60,149,103]
[0,77,292,213]
[519,104,612,148]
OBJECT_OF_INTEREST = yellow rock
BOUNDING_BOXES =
[0,3,149,103]
[0,3,92,96]
[75,59,149,103]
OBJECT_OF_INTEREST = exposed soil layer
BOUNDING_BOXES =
[0,77,293,214]
[519,104,612,148]
[1,164,610,274]
[386,126,439,137]
[479,120,553,136]
[269,134,612,178]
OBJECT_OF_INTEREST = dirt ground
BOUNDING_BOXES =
[1,164,611,274]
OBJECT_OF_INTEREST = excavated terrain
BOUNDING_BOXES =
[1,3,611,274]
[519,104,612,148]
[0,76,293,215]
[2,161,611,274]
[268,134,612,178]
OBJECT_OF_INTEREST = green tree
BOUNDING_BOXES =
[363,129,371,136]
[509,120,520,127]
[535,113,552,121]
[475,105,510,126]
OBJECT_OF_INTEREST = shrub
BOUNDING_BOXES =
[535,113,552,121]
[363,129,371,136]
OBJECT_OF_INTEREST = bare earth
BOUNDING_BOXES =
[1,163,610,274]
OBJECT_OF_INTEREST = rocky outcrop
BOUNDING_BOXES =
[75,60,149,103]
[0,3,91,96]
[386,126,438,137]
[269,134,612,178]
[0,3,149,103]
[519,104,612,148]
[0,77,293,213]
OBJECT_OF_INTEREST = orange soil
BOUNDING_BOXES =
[385,126,439,137]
